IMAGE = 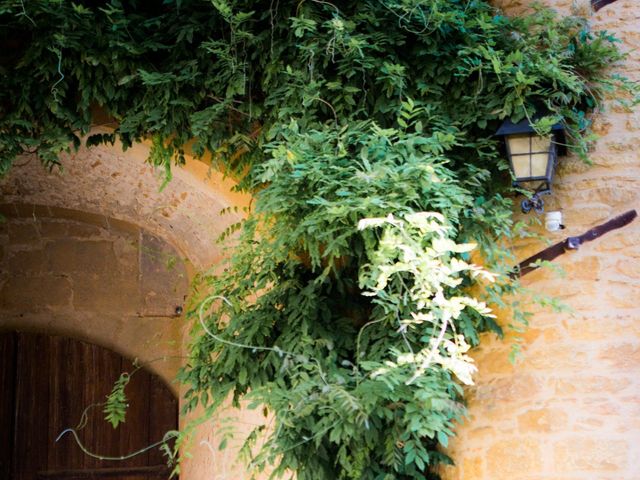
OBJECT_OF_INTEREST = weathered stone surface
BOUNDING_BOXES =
[487,438,541,478]
[472,374,542,404]
[0,275,72,310]
[523,345,588,370]
[66,221,103,238]
[8,221,40,245]
[39,220,68,237]
[461,456,484,479]
[0,137,248,268]
[140,231,189,316]
[0,215,188,320]
[517,408,568,433]
[46,239,116,273]
[599,343,640,369]
[71,272,140,313]
[6,249,46,274]
[554,439,628,472]
[603,281,640,309]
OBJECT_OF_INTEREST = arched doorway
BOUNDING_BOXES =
[0,332,178,480]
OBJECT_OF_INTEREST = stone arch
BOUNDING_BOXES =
[0,204,190,385]
[0,130,251,382]
[1,132,250,270]
[0,133,256,479]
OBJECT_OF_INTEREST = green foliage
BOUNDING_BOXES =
[104,372,130,429]
[1,1,636,479]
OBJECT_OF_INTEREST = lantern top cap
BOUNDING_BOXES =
[495,116,564,137]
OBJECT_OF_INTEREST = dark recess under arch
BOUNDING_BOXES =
[0,332,178,480]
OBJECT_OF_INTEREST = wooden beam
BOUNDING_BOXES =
[592,0,619,12]
[512,209,637,278]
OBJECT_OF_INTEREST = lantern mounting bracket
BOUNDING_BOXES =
[520,185,551,214]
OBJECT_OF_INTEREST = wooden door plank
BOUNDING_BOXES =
[14,333,51,480]
[82,341,123,469]
[148,376,178,466]
[119,357,150,468]
[0,332,17,479]
[47,335,87,471]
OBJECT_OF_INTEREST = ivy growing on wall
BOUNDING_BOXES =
[1,0,635,478]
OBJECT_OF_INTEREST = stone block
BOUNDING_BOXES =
[556,156,592,175]
[603,281,640,309]
[595,225,640,252]
[139,232,188,316]
[517,408,568,433]
[599,343,640,370]
[39,220,68,237]
[553,376,630,396]
[8,221,40,245]
[554,438,627,472]
[580,398,622,417]
[614,258,640,279]
[0,204,17,218]
[474,348,515,376]
[112,236,139,276]
[473,374,542,404]
[66,221,103,238]
[563,313,640,341]
[564,255,601,281]
[72,272,141,313]
[46,239,116,273]
[526,279,600,311]
[74,240,118,272]
[0,275,72,310]
[44,239,75,272]
[106,216,140,238]
[6,249,46,274]
[460,456,484,480]
[523,346,588,371]
[47,206,109,229]
[487,438,541,478]
[12,203,51,219]
[554,177,639,205]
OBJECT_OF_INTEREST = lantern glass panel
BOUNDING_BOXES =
[507,134,552,180]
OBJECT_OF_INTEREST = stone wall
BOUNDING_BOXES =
[442,1,640,479]
[0,136,248,270]
[0,204,189,385]
[2,2,639,478]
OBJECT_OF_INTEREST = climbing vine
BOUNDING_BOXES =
[1,0,636,478]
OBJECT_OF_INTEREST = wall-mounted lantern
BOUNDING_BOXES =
[496,117,566,214]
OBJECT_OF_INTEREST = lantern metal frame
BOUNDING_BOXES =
[496,117,566,214]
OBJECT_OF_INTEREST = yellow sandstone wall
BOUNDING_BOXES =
[443,1,640,479]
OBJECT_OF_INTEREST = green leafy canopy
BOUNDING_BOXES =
[1,0,636,478]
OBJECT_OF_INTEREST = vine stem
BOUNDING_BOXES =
[51,48,65,99]
[197,295,331,386]
[17,0,36,26]
[355,317,385,383]
[55,429,178,461]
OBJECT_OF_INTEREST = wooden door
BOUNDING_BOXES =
[0,332,178,480]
